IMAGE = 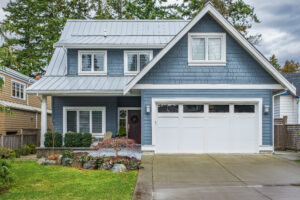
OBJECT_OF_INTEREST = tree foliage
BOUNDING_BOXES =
[177,0,261,44]
[269,54,281,70]
[280,60,300,74]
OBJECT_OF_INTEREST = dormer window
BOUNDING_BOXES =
[188,33,226,66]
[78,50,107,75]
[124,51,153,75]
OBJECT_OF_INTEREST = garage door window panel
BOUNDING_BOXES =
[183,105,204,113]
[158,104,179,113]
[234,105,255,113]
[209,105,229,113]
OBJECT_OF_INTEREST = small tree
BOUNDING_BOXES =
[94,137,136,157]
[280,60,300,73]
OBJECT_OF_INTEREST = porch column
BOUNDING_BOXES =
[40,95,47,147]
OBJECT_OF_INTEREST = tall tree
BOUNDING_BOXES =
[91,0,132,19]
[280,60,300,74]
[1,0,91,77]
[177,0,261,44]
[269,54,281,70]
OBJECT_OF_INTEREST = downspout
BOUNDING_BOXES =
[272,89,287,154]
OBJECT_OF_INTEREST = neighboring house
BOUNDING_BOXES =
[0,68,52,136]
[27,3,295,153]
[274,73,300,124]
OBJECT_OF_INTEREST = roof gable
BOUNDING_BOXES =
[124,2,296,95]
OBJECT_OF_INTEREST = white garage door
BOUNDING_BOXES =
[155,103,258,153]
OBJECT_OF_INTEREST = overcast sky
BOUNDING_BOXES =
[0,0,299,65]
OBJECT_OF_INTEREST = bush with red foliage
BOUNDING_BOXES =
[94,137,137,157]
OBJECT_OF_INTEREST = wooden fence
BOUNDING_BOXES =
[0,134,38,149]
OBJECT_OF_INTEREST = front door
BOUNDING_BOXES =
[128,110,141,144]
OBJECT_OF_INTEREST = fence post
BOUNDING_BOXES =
[0,135,3,147]
[20,129,24,146]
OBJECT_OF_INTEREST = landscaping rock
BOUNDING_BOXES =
[110,164,127,173]
[36,157,46,165]
[62,158,73,166]
[44,160,57,165]
[83,160,94,169]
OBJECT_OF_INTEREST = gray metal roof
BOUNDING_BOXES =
[45,48,67,76]
[26,76,134,94]
[282,73,300,96]
[0,67,35,84]
[54,20,189,48]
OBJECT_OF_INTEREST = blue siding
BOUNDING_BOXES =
[52,96,141,134]
[67,49,160,76]
[139,14,277,84]
[141,89,273,146]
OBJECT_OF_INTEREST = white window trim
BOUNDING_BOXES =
[11,80,26,100]
[0,75,5,87]
[63,106,106,137]
[124,50,153,75]
[188,33,226,66]
[117,107,141,136]
[78,50,107,75]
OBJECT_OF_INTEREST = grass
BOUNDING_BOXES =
[0,161,138,200]
[295,160,300,163]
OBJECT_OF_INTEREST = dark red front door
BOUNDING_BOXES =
[127,110,141,144]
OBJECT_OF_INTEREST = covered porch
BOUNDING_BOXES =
[39,96,142,147]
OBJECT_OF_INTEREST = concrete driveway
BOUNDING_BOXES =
[133,154,300,200]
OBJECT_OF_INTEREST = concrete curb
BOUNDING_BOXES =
[132,155,153,200]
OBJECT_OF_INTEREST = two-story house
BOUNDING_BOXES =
[0,67,52,136]
[27,3,295,153]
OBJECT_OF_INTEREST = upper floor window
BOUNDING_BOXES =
[0,75,5,87]
[78,50,107,75]
[188,33,226,66]
[124,51,153,75]
[11,80,25,100]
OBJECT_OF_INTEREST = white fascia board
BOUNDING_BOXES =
[124,3,296,95]
[133,84,284,90]
[53,43,166,49]
[0,100,52,114]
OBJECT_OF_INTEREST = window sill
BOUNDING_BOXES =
[78,72,107,76]
[188,62,226,66]
[11,96,26,101]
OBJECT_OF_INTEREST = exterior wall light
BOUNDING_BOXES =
[264,105,270,114]
[146,105,151,114]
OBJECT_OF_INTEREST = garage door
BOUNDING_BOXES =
[155,103,258,153]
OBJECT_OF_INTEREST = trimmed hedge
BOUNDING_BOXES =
[44,132,63,147]
[64,132,92,147]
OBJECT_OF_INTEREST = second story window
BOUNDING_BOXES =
[11,80,25,100]
[124,51,153,75]
[78,50,107,75]
[188,33,226,66]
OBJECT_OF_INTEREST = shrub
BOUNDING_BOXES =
[117,125,126,137]
[62,150,75,159]
[94,137,137,157]
[64,132,92,147]
[75,155,93,164]
[0,147,15,159]
[0,159,14,191]
[26,142,37,154]
[20,145,31,156]
[81,133,92,147]
[44,132,62,147]
[13,149,21,158]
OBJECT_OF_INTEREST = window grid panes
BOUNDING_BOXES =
[192,38,205,60]
[80,52,106,73]
[66,109,104,134]
[158,104,179,113]
[234,105,255,113]
[11,81,25,100]
[209,105,229,113]
[126,52,152,73]
[208,38,221,60]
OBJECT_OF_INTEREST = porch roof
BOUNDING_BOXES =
[26,76,134,95]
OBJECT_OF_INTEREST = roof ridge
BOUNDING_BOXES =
[67,19,190,22]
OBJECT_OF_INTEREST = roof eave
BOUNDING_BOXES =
[53,43,166,49]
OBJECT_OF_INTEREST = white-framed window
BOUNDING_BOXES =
[11,80,26,100]
[0,75,5,87]
[78,50,107,75]
[188,33,226,66]
[124,50,153,75]
[63,107,106,136]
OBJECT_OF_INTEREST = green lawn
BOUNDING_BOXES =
[0,161,138,200]
[295,160,300,163]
